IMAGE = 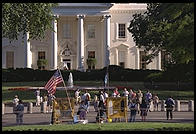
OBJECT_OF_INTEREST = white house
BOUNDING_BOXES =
[2,3,165,71]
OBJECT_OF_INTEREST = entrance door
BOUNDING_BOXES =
[63,59,71,70]
[6,51,14,68]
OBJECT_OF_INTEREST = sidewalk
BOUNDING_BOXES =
[2,105,194,127]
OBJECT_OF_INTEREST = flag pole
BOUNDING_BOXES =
[57,67,73,115]
[107,65,109,95]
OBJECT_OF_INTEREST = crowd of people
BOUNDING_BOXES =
[74,87,175,123]
[13,87,175,125]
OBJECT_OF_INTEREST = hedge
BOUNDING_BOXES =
[2,65,194,83]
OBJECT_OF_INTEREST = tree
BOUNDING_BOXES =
[128,3,194,65]
[2,3,58,42]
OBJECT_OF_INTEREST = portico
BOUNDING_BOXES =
[51,3,114,70]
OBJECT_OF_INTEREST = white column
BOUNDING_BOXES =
[27,102,33,113]
[157,51,161,70]
[24,32,32,68]
[77,14,85,71]
[103,14,111,67]
[136,47,140,69]
[2,103,5,115]
[188,100,194,112]
[51,16,58,70]
[175,100,181,111]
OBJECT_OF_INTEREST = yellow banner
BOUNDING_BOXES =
[53,98,75,123]
[106,97,127,120]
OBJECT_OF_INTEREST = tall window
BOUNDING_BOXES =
[38,51,46,70]
[87,25,95,39]
[140,51,147,69]
[6,51,14,68]
[161,50,170,70]
[119,51,125,68]
[88,51,95,69]
[38,51,45,60]
[118,24,126,38]
[63,24,71,38]
[88,51,95,58]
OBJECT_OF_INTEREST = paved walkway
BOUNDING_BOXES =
[2,105,194,127]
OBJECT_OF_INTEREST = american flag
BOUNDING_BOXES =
[44,70,63,95]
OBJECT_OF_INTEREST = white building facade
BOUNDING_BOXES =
[2,3,162,71]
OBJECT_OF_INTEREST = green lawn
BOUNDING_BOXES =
[2,81,194,103]
[2,122,194,131]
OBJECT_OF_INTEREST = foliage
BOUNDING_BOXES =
[2,3,58,42]
[128,3,194,65]
[2,64,194,83]
[86,58,97,70]
[37,59,48,69]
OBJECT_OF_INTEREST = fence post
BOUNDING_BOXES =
[2,103,5,115]
[27,102,33,113]
[41,102,47,113]
[188,100,194,112]
[175,100,180,111]
[161,100,166,111]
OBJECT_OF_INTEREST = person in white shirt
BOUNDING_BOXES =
[75,89,81,105]
[112,88,120,97]
[103,90,109,104]
[83,90,91,112]
[123,88,129,97]
[35,89,40,106]
[13,95,19,113]
[123,88,129,106]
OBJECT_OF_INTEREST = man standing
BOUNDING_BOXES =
[145,90,152,112]
[13,95,19,113]
[75,89,81,105]
[83,90,91,112]
[165,96,175,120]
[123,88,129,106]
[35,89,40,106]
[15,100,24,125]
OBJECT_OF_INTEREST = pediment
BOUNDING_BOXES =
[116,43,129,50]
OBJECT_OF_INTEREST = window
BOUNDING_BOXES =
[6,51,14,68]
[118,24,126,38]
[62,45,71,56]
[87,51,95,69]
[161,50,170,70]
[63,24,71,38]
[140,51,147,69]
[119,62,125,68]
[38,51,45,59]
[118,51,126,68]
[38,51,46,70]
[87,25,95,39]
[88,51,95,58]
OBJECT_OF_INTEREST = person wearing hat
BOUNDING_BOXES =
[13,95,19,113]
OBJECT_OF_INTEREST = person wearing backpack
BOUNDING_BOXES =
[165,96,175,120]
